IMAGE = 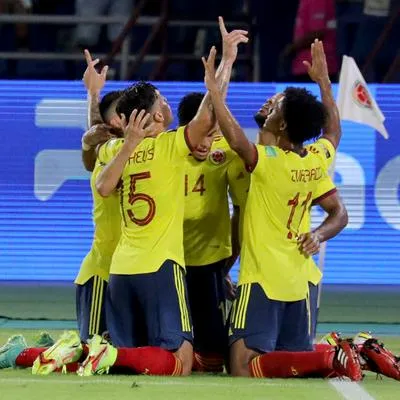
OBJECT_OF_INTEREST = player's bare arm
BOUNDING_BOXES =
[303,39,341,148]
[81,49,109,171]
[298,191,348,256]
[187,17,248,149]
[96,110,151,197]
[202,48,256,169]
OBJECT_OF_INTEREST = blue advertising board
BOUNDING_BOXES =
[1,81,399,283]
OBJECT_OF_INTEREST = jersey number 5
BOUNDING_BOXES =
[286,192,312,239]
[127,172,156,226]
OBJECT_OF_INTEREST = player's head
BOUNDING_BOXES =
[263,87,327,145]
[254,93,283,129]
[116,81,173,131]
[178,92,218,161]
[99,90,124,128]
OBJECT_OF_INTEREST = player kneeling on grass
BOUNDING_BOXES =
[201,45,363,380]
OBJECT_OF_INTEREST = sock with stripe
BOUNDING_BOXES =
[115,347,183,376]
[249,350,334,378]
[192,352,224,373]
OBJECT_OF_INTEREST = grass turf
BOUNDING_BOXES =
[0,329,399,400]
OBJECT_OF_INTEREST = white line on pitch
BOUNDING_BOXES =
[329,378,376,400]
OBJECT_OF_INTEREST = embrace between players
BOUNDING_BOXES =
[1,17,399,381]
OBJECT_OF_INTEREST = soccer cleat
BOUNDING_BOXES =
[332,340,363,381]
[34,331,55,348]
[77,334,117,376]
[359,338,400,380]
[32,331,82,375]
[319,332,341,346]
[0,335,27,369]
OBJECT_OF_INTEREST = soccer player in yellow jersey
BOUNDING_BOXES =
[202,41,363,381]
[75,50,126,342]
[78,18,249,377]
[177,92,240,372]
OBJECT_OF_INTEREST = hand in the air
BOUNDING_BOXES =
[302,39,330,84]
[298,232,321,256]
[219,16,249,64]
[82,49,109,94]
[202,46,219,93]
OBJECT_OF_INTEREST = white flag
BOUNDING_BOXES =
[337,55,389,139]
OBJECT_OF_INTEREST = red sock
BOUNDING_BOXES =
[192,352,224,373]
[314,343,334,352]
[115,347,182,376]
[250,350,334,378]
[15,347,46,368]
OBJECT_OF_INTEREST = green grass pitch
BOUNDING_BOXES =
[1,330,399,400]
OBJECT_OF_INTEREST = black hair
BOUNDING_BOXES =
[99,90,124,122]
[177,92,205,126]
[116,81,158,121]
[282,87,327,144]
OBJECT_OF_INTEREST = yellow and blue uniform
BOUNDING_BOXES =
[183,135,238,360]
[98,126,193,348]
[75,159,121,340]
[229,137,337,352]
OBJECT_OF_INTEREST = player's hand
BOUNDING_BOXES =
[82,124,115,148]
[202,46,218,92]
[82,49,109,95]
[302,39,330,84]
[121,109,151,148]
[219,16,249,63]
[298,232,321,256]
[224,274,237,301]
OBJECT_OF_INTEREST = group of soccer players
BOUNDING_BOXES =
[1,17,399,381]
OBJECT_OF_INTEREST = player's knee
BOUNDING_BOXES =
[174,340,193,376]
[229,339,258,377]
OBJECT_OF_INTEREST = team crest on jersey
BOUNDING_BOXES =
[352,80,372,109]
[209,149,226,165]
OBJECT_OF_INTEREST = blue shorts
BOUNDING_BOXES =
[229,283,313,353]
[186,260,228,354]
[308,282,319,341]
[106,260,193,349]
[76,276,107,341]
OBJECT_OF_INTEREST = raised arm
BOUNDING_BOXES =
[96,110,150,197]
[186,17,248,149]
[202,48,256,168]
[303,39,341,149]
[298,192,348,256]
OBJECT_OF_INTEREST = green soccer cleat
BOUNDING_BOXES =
[0,334,27,369]
[32,331,82,375]
[77,334,118,377]
[34,332,55,348]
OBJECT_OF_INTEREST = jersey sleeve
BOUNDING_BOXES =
[227,155,250,207]
[157,126,191,162]
[312,174,337,205]
[311,137,336,169]
[97,138,124,164]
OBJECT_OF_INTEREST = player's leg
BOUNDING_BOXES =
[76,276,108,342]
[186,262,227,372]
[104,274,137,348]
[229,283,281,377]
[250,299,363,380]
[308,282,319,342]
[80,261,193,376]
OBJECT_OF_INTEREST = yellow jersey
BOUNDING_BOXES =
[183,136,237,266]
[75,159,121,284]
[239,138,336,301]
[98,126,190,275]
